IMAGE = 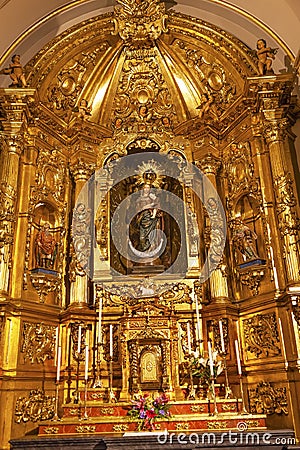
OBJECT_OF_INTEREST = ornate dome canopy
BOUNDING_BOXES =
[25,0,259,138]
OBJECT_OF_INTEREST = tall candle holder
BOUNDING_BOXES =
[81,379,89,420]
[109,356,117,403]
[209,377,218,416]
[220,351,232,399]
[52,381,61,421]
[187,365,196,400]
[238,374,249,414]
[74,356,80,404]
[92,342,103,388]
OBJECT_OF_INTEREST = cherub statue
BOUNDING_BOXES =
[73,99,91,119]
[0,54,27,87]
[197,92,214,118]
[256,39,278,76]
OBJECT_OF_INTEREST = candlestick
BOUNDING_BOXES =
[54,326,59,366]
[85,344,89,381]
[52,382,61,421]
[77,325,82,354]
[98,297,103,344]
[219,320,225,353]
[109,324,113,358]
[56,345,62,382]
[187,321,191,354]
[208,341,214,377]
[235,340,242,375]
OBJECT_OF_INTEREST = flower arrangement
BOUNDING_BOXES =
[128,391,171,431]
[190,350,223,385]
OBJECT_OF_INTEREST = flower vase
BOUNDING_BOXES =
[144,418,156,431]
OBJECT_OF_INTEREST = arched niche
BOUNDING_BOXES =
[231,194,265,266]
[31,202,60,271]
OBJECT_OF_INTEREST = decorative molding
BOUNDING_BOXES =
[76,425,96,433]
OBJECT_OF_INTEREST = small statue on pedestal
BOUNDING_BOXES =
[0,54,27,87]
[255,39,278,75]
[231,219,258,261]
[35,223,58,269]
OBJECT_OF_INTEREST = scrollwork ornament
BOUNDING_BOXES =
[21,323,56,364]
[243,312,281,358]
[249,381,288,415]
[113,0,168,45]
[71,203,92,277]
[15,389,55,423]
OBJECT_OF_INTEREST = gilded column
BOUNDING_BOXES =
[263,117,300,284]
[196,154,229,302]
[10,135,38,299]
[69,158,95,308]
[250,113,286,291]
[0,89,36,298]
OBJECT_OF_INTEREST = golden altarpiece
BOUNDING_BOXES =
[0,1,300,448]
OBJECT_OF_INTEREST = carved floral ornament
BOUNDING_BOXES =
[21,322,56,364]
[243,312,281,359]
[95,281,191,309]
[15,389,55,423]
[249,382,288,415]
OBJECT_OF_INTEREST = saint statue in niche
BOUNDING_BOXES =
[127,166,165,266]
[134,183,161,252]
[231,218,258,261]
[35,223,57,269]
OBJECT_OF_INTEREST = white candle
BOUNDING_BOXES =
[98,297,103,344]
[235,340,242,375]
[219,320,225,353]
[85,345,89,380]
[109,324,113,358]
[54,326,59,366]
[208,341,214,377]
[187,322,191,354]
[56,345,62,382]
[78,325,82,354]
[195,296,202,341]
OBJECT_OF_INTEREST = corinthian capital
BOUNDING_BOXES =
[196,153,221,175]
[263,118,289,144]
[70,158,96,182]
